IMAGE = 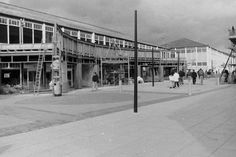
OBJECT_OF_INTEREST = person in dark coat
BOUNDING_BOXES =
[92,72,99,90]
[191,70,197,85]
[178,69,185,85]
[197,68,204,85]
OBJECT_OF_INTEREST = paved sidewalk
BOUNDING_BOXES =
[0,78,235,157]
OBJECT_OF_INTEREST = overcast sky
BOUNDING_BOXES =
[1,0,236,52]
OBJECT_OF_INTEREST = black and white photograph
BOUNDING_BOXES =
[0,0,236,156]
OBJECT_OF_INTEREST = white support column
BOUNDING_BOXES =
[32,27,34,44]
[103,36,106,45]
[77,31,80,40]
[206,47,210,70]
[20,64,22,86]
[7,18,9,44]
[42,23,46,43]
[91,33,95,43]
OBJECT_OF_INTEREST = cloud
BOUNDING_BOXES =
[0,0,10,3]
[8,0,236,52]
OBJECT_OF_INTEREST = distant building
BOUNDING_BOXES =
[160,38,236,73]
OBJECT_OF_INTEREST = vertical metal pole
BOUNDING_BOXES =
[152,48,154,87]
[128,56,130,82]
[100,57,103,87]
[134,10,138,113]
[177,51,180,72]
[159,51,162,81]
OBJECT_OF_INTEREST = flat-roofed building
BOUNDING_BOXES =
[161,38,236,73]
[0,2,185,92]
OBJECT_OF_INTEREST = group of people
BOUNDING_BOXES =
[169,68,206,88]
[169,69,184,88]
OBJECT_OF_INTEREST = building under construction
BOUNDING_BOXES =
[0,2,185,93]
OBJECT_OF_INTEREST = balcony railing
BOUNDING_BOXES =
[0,43,54,53]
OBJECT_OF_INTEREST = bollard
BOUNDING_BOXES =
[216,76,220,86]
[188,77,192,96]
[119,80,122,93]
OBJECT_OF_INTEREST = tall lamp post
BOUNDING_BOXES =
[177,50,180,72]
[134,10,138,113]
[152,48,154,87]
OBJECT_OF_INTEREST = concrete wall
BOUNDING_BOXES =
[61,61,69,92]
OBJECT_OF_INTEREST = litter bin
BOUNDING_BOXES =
[53,81,62,96]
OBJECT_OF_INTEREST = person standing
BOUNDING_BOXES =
[92,72,99,90]
[191,70,197,85]
[198,68,204,85]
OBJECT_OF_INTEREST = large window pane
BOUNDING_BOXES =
[46,31,53,43]
[9,26,19,44]
[23,28,32,43]
[0,24,7,43]
[34,30,42,43]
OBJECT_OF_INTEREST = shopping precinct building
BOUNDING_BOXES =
[0,2,187,92]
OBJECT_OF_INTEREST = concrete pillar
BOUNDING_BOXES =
[159,66,164,81]
[138,65,141,77]
[74,63,82,89]
[20,63,23,86]
[61,61,69,92]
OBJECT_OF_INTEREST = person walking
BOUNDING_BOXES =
[191,70,197,85]
[178,69,185,85]
[173,70,180,88]
[92,72,99,90]
[198,68,204,85]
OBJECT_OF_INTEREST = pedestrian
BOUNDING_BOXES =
[173,69,179,88]
[224,69,229,83]
[198,68,204,85]
[92,72,99,90]
[191,70,197,85]
[178,69,185,85]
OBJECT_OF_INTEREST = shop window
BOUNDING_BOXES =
[170,52,175,58]
[80,32,86,41]
[99,36,104,45]
[85,34,91,42]
[34,30,42,43]
[23,28,32,43]
[71,30,77,37]
[45,26,53,43]
[9,26,20,44]
[105,37,110,46]
[46,31,53,43]
[34,23,42,30]
[95,35,99,44]
[0,24,7,43]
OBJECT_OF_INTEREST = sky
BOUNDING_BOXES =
[1,0,236,52]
